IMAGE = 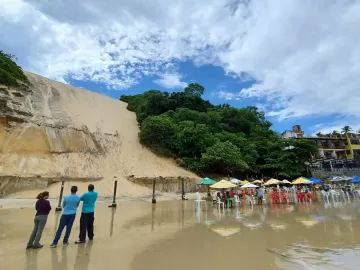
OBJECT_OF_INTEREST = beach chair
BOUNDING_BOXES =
[195,192,206,209]
[216,196,225,210]
[233,195,241,207]
[321,190,330,203]
[330,190,341,202]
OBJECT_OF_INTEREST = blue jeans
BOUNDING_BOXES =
[53,214,76,244]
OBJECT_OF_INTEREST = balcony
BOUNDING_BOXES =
[310,160,360,172]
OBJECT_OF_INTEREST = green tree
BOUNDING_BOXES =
[139,115,175,155]
[316,132,324,137]
[184,83,205,96]
[200,141,249,174]
[341,126,352,135]
[173,121,214,158]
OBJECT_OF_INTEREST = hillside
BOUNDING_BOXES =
[0,72,197,197]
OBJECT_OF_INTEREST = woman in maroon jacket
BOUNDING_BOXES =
[26,191,51,249]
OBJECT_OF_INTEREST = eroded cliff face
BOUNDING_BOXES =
[0,72,197,197]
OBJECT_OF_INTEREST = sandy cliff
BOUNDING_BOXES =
[0,72,197,197]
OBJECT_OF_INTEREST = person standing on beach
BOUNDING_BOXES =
[75,184,98,244]
[50,186,81,248]
[26,191,51,249]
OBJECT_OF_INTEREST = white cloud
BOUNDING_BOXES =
[312,117,360,135]
[0,0,360,128]
[154,73,187,89]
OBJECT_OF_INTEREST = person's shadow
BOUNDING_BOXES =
[73,242,93,270]
[51,247,68,270]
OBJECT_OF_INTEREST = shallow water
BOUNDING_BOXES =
[1,200,360,270]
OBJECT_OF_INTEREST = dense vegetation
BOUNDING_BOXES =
[120,83,318,179]
[316,126,360,138]
[0,51,29,87]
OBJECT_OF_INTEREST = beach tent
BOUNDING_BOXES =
[292,177,311,185]
[210,179,237,189]
[309,177,323,184]
[351,176,360,183]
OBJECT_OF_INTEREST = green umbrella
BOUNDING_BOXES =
[197,177,216,185]
[197,177,216,197]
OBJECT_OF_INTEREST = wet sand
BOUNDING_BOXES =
[1,200,360,270]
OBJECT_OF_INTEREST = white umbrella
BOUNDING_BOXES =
[281,180,291,184]
[230,178,242,184]
[241,183,259,188]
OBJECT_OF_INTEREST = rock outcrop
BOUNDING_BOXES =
[0,72,197,197]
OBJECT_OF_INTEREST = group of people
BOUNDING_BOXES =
[214,187,264,207]
[26,184,98,249]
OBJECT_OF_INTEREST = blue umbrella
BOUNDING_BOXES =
[351,176,360,183]
[309,177,323,184]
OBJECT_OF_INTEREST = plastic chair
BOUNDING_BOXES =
[216,196,225,210]
[195,192,207,209]
[321,190,330,203]
[330,190,341,202]
[234,195,241,207]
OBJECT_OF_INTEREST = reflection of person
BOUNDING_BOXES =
[256,188,263,205]
[26,191,51,249]
[76,184,98,244]
[51,186,81,248]
[74,241,93,270]
[51,246,68,270]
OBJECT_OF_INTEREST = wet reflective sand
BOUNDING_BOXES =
[1,200,360,270]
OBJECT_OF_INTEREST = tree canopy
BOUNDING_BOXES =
[120,84,318,179]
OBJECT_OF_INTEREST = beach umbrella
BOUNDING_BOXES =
[240,180,249,185]
[210,179,237,189]
[240,183,259,189]
[351,176,360,183]
[197,177,216,185]
[263,178,281,186]
[281,180,292,184]
[292,177,311,185]
[252,180,263,184]
[309,177,323,184]
[229,178,242,184]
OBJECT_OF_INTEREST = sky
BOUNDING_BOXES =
[1,0,360,135]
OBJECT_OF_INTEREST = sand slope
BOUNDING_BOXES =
[0,72,197,197]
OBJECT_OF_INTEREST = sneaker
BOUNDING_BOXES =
[33,245,44,249]
[50,243,57,248]
[63,242,69,247]
[75,240,86,244]
[26,245,33,249]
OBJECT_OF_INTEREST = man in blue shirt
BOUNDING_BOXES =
[50,186,80,247]
[75,184,98,244]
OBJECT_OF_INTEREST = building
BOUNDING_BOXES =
[281,125,360,161]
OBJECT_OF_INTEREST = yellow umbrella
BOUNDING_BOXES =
[252,180,263,184]
[240,180,249,186]
[210,179,237,189]
[263,178,281,186]
[292,177,311,185]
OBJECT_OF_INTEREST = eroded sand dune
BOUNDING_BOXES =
[0,72,197,197]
